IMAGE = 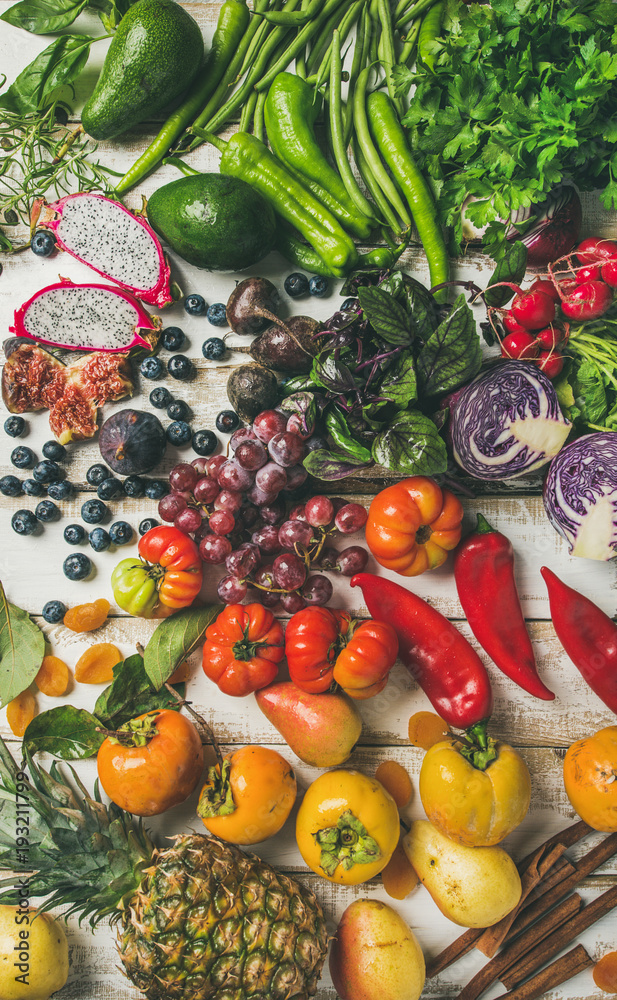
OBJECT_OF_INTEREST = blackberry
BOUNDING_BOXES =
[64,524,85,545]
[11,446,35,470]
[4,416,26,438]
[42,600,67,624]
[63,553,92,580]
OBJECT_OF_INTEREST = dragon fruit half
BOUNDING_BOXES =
[11,279,161,353]
[31,193,174,308]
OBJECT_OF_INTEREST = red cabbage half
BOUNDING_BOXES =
[543,432,617,560]
[450,361,571,480]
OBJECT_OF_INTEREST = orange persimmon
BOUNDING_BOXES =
[563,726,617,832]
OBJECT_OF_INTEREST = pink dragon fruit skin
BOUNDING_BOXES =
[31,193,174,308]
[11,279,162,353]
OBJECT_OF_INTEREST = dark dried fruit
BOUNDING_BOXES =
[99,409,166,475]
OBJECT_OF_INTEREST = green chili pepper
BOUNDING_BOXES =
[265,72,374,240]
[200,130,359,278]
[325,408,372,462]
[254,0,346,92]
[276,230,406,277]
[115,0,250,194]
[366,91,449,301]
[259,0,325,25]
[417,0,444,71]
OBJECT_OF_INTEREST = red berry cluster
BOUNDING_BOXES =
[498,237,617,379]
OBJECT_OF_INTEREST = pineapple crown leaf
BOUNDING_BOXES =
[0,734,154,924]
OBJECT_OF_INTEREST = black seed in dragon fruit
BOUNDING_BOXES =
[31,193,174,307]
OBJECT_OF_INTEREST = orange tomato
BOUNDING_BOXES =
[97,710,203,816]
[365,476,463,576]
[197,746,297,845]
[563,726,617,832]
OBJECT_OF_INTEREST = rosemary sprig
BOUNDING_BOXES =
[0,103,121,251]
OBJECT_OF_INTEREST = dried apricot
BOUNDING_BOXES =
[63,598,110,633]
[381,838,419,900]
[35,655,70,697]
[74,643,121,684]
[408,711,450,750]
[376,760,413,809]
[594,952,617,993]
[168,661,190,684]
[6,689,37,737]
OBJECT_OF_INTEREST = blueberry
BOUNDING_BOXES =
[206,303,227,326]
[42,599,66,624]
[64,523,85,545]
[32,460,61,483]
[109,521,133,545]
[81,498,108,524]
[216,410,240,433]
[11,446,35,470]
[139,517,159,535]
[284,272,309,297]
[4,416,26,438]
[123,475,145,497]
[340,297,358,311]
[97,477,123,500]
[140,356,165,380]
[167,355,193,381]
[11,509,38,535]
[161,326,185,351]
[35,500,60,522]
[0,475,22,497]
[42,440,66,462]
[47,480,73,501]
[150,386,173,409]
[167,399,190,421]
[31,230,57,257]
[63,553,92,580]
[22,478,44,497]
[86,463,111,486]
[202,337,226,361]
[192,429,217,456]
[167,420,192,446]
[89,527,111,552]
[144,479,169,500]
[309,274,329,297]
[184,293,207,316]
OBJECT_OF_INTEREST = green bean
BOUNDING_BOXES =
[239,89,258,133]
[376,0,404,118]
[395,0,435,24]
[253,90,268,142]
[305,4,346,77]
[353,66,411,227]
[417,0,444,71]
[161,157,200,176]
[254,0,346,92]
[399,17,421,66]
[344,4,371,145]
[352,136,406,235]
[328,29,377,223]
[310,0,363,92]
[258,0,325,24]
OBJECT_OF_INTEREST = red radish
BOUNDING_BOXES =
[536,351,564,379]
[535,325,566,350]
[501,331,540,360]
[575,264,602,283]
[560,280,613,321]
[503,312,530,336]
[557,278,578,296]
[601,259,617,288]
[575,237,617,266]
[511,290,556,331]
[530,278,560,302]
[31,193,174,308]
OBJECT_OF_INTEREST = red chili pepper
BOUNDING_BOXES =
[454,514,554,701]
[541,566,617,714]
[350,572,493,737]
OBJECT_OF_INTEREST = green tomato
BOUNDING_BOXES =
[111,558,158,618]
[0,906,69,1000]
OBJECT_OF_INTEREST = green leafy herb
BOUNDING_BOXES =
[357,286,413,345]
[380,353,417,409]
[1,0,89,34]
[484,242,528,306]
[95,653,185,729]
[324,408,372,461]
[372,411,448,476]
[0,35,96,115]
[303,448,373,480]
[23,706,105,759]
[144,606,221,690]
[0,583,45,709]
[417,294,482,397]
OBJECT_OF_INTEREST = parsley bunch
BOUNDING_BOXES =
[398,0,617,256]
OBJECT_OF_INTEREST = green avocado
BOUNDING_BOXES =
[82,0,204,141]
[146,173,278,271]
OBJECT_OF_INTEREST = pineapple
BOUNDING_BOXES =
[0,738,328,999]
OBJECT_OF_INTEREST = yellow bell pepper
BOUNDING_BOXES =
[296,769,399,884]
[419,740,531,847]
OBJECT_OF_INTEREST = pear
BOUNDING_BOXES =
[254,681,362,767]
[403,820,522,928]
[329,899,425,1000]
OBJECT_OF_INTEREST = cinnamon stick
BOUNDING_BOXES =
[515,820,591,871]
[500,884,617,990]
[456,894,583,1000]
[492,945,592,1000]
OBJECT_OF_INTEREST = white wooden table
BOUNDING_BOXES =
[1,5,616,998]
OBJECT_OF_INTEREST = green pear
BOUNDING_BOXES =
[254,681,362,767]
[329,899,425,1000]
[403,820,522,928]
